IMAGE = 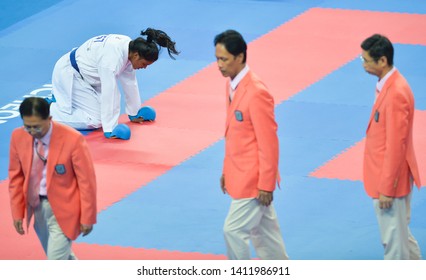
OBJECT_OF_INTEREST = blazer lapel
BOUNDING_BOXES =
[225,72,251,135]
[22,131,34,180]
[46,122,65,189]
[366,70,399,133]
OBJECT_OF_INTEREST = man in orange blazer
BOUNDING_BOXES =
[9,97,97,259]
[361,34,422,259]
[214,30,288,260]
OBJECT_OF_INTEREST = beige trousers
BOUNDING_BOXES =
[223,198,289,260]
[373,191,422,260]
[33,199,77,260]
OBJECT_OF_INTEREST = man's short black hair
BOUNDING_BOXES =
[19,97,50,120]
[361,34,394,66]
[214,30,247,63]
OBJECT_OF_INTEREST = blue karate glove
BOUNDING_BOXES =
[104,124,131,140]
[128,106,156,122]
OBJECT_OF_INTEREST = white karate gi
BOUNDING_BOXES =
[50,34,141,133]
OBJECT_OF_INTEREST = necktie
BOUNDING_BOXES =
[28,140,45,208]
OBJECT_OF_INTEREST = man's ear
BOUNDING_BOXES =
[379,55,388,67]
[236,53,244,63]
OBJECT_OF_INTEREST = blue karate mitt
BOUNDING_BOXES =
[104,124,131,140]
[128,106,156,122]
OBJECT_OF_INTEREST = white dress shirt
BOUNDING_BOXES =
[375,66,396,102]
[36,122,53,196]
[229,65,250,101]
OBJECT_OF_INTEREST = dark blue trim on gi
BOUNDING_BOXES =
[70,48,80,74]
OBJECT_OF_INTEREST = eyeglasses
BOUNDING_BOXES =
[24,125,44,133]
[359,55,375,64]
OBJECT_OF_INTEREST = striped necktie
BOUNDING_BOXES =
[28,140,45,208]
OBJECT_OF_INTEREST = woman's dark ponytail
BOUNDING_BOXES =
[139,28,179,60]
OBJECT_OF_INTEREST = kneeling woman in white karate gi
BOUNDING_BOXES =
[49,28,179,138]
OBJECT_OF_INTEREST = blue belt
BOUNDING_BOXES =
[70,48,81,74]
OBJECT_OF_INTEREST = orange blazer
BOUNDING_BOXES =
[363,70,421,199]
[9,121,97,240]
[223,70,279,199]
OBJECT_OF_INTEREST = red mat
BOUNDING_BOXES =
[73,243,226,260]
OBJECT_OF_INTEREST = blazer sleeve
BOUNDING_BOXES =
[72,134,97,225]
[8,132,26,220]
[222,81,231,176]
[379,87,411,196]
[249,88,279,192]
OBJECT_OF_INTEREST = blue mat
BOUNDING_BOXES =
[78,159,426,259]
[79,150,230,254]
[289,44,426,110]
[279,136,354,176]
[289,57,375,107]
[276,100,370,140]
[0,0,64,31]
[393,45,426,110]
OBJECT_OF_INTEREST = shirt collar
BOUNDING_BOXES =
[376,66,396,93]
[39,121,53,146]
[230,65,250,91]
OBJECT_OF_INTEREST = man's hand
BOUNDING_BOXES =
[379,194,394,209]
[257,190,273,207]
[13,219,25,235]
[220,174,226,194]
[80,224,93,237]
